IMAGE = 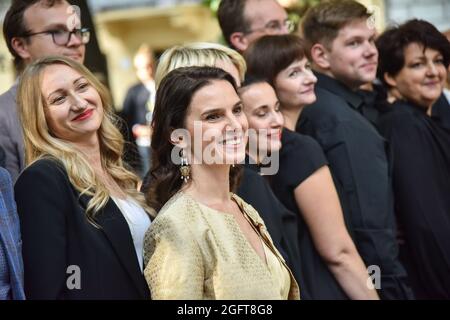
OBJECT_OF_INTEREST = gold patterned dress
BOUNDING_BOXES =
[143,192,300,300]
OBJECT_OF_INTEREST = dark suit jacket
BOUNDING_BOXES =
[296,72,413,300]
[14,158,150,300]
[120,83,151,171]
[122,83,151,130]
[0,84,24,182]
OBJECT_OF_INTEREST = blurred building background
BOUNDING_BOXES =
[385,0,450,31]
[87,0,219,106]
[1,0,449,110]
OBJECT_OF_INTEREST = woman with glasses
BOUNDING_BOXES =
[14,56,152,299]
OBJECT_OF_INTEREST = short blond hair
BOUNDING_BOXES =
[154,42,246,88]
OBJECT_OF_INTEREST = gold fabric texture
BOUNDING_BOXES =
[143,192,300,300]
[262,241,291,299]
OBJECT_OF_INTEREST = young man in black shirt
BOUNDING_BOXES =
[297,0,413,300]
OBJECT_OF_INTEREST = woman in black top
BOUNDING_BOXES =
[376,19,450,299]
[242,34,378,300]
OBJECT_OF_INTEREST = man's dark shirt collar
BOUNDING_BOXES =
[314,71,365,111]
[314,71,382,126]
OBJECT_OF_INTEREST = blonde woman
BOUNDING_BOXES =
[14,56,152,300]
[154,42,246,87]
[142,43,303,287]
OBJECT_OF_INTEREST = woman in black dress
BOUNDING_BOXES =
[376,19,450,299]
[241,35,378,300]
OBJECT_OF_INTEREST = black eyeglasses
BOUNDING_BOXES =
[21,28,90,46]
[244,20,294,35]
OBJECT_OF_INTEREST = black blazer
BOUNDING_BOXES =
[14,158,150,300]
[122,83,151,131]
[120,83,151,171]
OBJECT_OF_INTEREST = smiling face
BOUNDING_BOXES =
[274,57,317,109]
[41,64,103,144]
[184,79,248,166]
[385,43,447,110]
[324,19,378,89]
[240,82,284,156]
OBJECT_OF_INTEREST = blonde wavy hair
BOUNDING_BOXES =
[17,56,153,225]
[154,42,246,88]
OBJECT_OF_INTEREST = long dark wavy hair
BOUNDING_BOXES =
[146,66,243,212]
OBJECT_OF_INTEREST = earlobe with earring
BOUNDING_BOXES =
[180,149,190,183]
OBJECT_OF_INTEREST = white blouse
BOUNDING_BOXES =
[112,197,151,272]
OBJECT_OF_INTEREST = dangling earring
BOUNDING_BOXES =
[180,149,190,183]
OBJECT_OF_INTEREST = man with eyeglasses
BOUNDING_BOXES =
[0,0,89,182]
[218,0,292,53]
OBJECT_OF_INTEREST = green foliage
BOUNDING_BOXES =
[202,0,221,16]
[287,0,322,31]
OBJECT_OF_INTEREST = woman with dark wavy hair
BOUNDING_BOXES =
[140,42,304,290]
[376,19,450,299]
[143,66,299,300]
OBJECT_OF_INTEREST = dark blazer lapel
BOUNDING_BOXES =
[79,195,149,298]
